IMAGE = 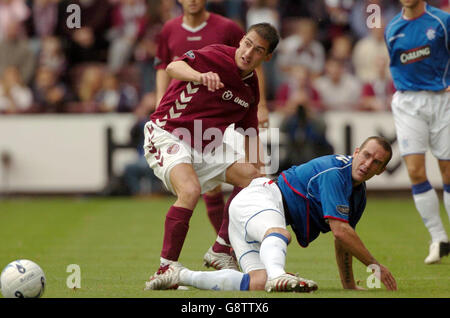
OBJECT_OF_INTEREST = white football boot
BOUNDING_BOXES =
[203,247,239,271]
[144,262,184,290]
[265,273,318,293]
[424,241,450,264]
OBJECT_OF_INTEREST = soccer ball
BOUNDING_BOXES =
[0,260,46,298]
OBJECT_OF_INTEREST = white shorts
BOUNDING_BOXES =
[391,90,450,160]
[228,177,287,273]
[143,121,245,195]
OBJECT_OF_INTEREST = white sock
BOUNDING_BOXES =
[179,269,245,291]
[259,234,288,280]
[444,189,450,227]
[413,188,448,243]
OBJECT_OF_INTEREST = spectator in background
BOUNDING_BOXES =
[67,64,104,112]
[349,0,399,40]
[274,64,333,171]
[0,21,36,85]
[0,0,29,42]
[359,55,395,112]
[95,71,139,113]
[313,56,362,111]
[246,0,281,100]
[352,23,389,83]
[107,0,148,73]
[321,0,354,48]
[58,0,112,66]
[274,64,321,117]
[32,65,73,113]
[25,0,60,54]
[38,35,67,77]
[328,33,354,73]
[276,18,326,80]
[0,66,33,114]
[246,0,280,32]
[134,0,178,95]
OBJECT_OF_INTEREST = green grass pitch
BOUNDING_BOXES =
[0,195,449,299]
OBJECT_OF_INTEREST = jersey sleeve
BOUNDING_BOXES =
[174,47,212,75]
[154,27,171,70]
[318,169,351,223]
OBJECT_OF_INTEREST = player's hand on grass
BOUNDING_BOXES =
[200,71,224,92]
[378,264,397,291]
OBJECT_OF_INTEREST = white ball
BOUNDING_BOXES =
[0,260,46,298]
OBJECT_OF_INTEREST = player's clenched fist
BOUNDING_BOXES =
[200,71,224,92]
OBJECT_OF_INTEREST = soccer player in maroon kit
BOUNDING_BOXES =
[144,23,279,283]
[153,0,269,270]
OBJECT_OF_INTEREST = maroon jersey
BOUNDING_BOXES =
[151,44,259,150]
[154,13,244,70]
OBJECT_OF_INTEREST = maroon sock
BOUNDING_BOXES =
[160,205,193,261]
[202,192,225,234]
[213,186,243,254]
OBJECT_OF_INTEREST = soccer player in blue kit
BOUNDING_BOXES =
[385,0,450,264]
[146,136,398,292]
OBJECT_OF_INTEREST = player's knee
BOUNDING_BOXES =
[177,183,201,206]
[239,165,261,188]
[263,228,291,244]
[405,162,426,183]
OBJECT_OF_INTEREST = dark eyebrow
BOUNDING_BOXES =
[245,37,267,52]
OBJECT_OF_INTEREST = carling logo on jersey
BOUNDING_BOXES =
[400,45,431,64]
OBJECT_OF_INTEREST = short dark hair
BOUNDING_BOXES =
[360,136,393,167]
[247,23,280,54]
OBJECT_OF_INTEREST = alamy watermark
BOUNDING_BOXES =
[366,4,382,29]
[66,264,81,289]
[66,4,81,29]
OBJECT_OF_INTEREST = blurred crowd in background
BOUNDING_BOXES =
[2,0,448,118]
[0,0,448,195]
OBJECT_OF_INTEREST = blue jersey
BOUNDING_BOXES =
[277,155,366,247]
[384,3,450,91]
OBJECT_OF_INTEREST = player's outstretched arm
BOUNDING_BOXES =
[166,61,224,92]
[329,219,397,291]
[334,239,364,290]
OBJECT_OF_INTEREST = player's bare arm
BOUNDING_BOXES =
[155,69,172,107]
[166,60,224,92]
[329,219,397,291]
[334,239,362,290]
[255,64,269,127]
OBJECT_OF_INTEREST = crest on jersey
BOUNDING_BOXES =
[336,205,350,215]
[185,50,195,59]
[167,143,180,155]
[426,28,436,40]
[222,90,233,101]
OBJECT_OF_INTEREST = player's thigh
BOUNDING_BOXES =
[228,178,286,272]
[438,160,450,185]
[429,110,450,161]
[391,92,429,156]
[225,162,261,188]
[143,122,193,194]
